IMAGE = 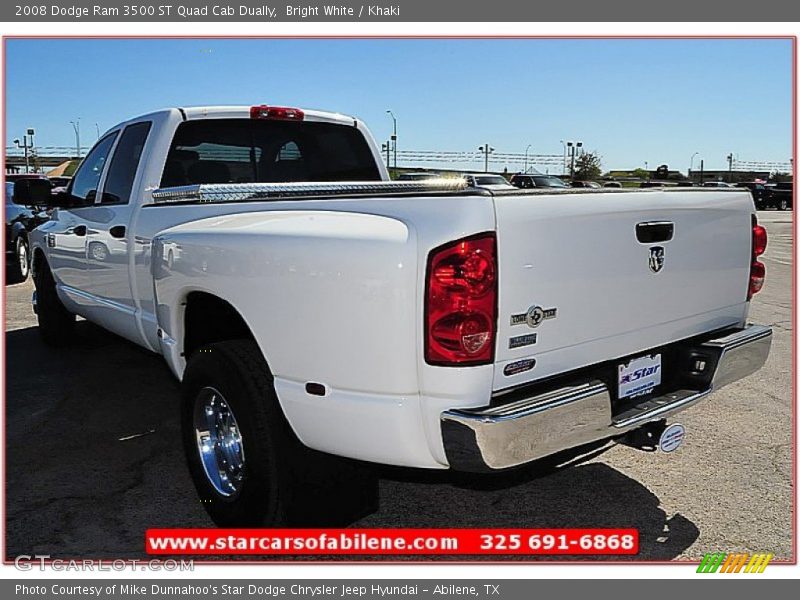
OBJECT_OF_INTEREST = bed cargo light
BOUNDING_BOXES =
[250,105,305,121]
[425,233,497,365]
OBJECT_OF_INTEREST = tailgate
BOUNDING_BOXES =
[492,189,753,390]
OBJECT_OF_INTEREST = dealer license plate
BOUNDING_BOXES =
[618,354,662,400]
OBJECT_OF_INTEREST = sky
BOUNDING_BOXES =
[4,38,794,173]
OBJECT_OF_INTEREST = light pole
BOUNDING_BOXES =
[567,141,582,179]
[95,123,100,140]
[70,119,81,159]
[689,152,699,176]
[13,129,34,173]
[478,144,494,173]
[524,144,532,173]
[385,110,397,170]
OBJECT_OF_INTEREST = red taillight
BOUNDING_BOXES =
[749,261,765,297]
[250,105,304,121]
[748,215,767,300]
[753,224,767,257]
[425,233,497,365]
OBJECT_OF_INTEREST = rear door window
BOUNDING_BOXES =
[160,119,381,187]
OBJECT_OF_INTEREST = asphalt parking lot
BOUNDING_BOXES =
[3,211,793,562]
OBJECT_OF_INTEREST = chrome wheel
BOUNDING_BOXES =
[193,386,245,497]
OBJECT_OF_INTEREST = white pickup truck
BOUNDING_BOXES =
[22,105,772,526]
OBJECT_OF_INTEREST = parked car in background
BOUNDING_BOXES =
[6,173,50,184]
[640,181,673,188]
[765,182,793,211]
[571,180,602,189]
[4,180,50,283]
[509,173,569,189]
[736,182,770,210]
[397,172,442,181]
[702,181,735,188]
[603,181,623,188]
[462,173,515,190]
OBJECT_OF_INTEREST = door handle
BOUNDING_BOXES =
[73,225,87,237]
[636,221,674,244]
[109,225,126,239]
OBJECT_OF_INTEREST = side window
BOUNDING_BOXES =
[69,132,118,206]
[102,122,152,204]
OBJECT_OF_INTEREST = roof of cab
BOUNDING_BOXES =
[179,105,357,125]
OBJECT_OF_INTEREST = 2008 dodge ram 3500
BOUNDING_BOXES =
[24,105,772,526]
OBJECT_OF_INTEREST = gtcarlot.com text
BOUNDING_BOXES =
[13,555,194,572]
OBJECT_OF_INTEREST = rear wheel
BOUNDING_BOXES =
[181,339,378,526]
[33,260,76,346]
[181,340,293,526]
[6,237,30,284]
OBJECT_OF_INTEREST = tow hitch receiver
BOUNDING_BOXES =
[619,419,685,453]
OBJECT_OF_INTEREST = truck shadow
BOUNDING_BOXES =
[5,322,698,561]
[369,460,699,561]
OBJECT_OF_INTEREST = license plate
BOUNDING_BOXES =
[618,354,662,400]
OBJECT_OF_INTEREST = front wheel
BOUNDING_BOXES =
[181,340,294,526]
[33,260,76,346]
[6,237,30,284]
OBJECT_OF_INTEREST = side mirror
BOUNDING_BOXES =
[13,179,55,207]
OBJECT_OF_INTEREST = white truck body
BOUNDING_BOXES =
[28,106,771,499]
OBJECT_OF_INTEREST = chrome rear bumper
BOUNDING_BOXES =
[441,324,772,472]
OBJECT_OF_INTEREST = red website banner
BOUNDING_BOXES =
[146,528,638,556]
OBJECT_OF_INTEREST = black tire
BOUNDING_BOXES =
[6,236,30,284]
[181,340,296,526]
[33,260,76,346]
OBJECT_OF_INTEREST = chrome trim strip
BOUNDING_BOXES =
[611,389,712,429]
[152,179,468,204]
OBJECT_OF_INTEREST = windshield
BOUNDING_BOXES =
[533,176,568,188]
[475,176,509,186]
[161,119,381,187]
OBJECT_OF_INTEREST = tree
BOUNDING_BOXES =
[631,168,649,180]
[573,152,602,181]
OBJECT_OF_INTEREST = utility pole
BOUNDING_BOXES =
[70,119,81,159]
[700,159,704,185]
[385,110,397,169]
[478,144,494,172]
[727,153,734,183]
